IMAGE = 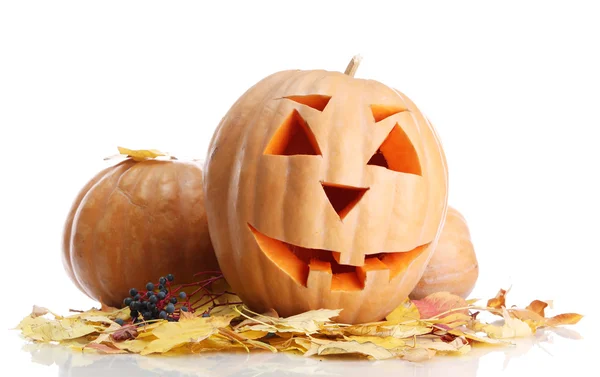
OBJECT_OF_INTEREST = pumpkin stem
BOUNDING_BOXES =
[344,55,362,77]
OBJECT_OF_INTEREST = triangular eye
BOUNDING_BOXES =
[367,124,421,176]
[370,104,406,122]
[284,95,331,112]
[264,110,321,156]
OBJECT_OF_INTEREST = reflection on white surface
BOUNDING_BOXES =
[19,327,585,377]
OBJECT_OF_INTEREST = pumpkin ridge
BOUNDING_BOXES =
[62,162,125,298]
[117,162,148,300]
[74,161,136,300]
[243,71,302,305]
[272,71,317,308]
[100,162,146,300]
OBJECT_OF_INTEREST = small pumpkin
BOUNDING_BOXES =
[62,153,218,307]
[410,207,479,299]
[204,57,449,324]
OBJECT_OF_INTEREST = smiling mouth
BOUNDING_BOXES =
[248,224,429,291]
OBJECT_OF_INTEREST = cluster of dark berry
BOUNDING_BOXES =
[122,273,190,323]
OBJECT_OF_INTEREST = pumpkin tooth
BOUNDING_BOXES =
[357,258,390,289]
[332,250,365,267]
[307,259,333,289]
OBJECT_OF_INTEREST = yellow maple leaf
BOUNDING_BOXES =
[187,334,251,353]
[385,298,420,324]
[270,337,312,354]
[117,146,169,161]
[217,327,277,353]
[113,338,154,353]
[140,315,236,355]
[237,330,269,340]
[18,316,100,342]
[305,339,395,360]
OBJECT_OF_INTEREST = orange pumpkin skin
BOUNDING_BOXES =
[204,64,449,324]
[410,207,479,299]
[62,159,218,307]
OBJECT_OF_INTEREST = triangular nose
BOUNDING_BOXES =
[321,182,369,220]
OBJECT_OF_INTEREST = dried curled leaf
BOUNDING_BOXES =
[31,305,50,318]
[111,325,138,341]
[526,300,549,316]
[546,313,583,327]
[487,288,509,309]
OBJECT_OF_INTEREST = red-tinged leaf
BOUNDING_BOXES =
[487,288,508,309]
[412,292,469,319]
[85,343,127,354]
[111,325,138,341]
[546,313,583,327]
[526,300,549,317]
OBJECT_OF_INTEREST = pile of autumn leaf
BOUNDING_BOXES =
[15,289,582,362]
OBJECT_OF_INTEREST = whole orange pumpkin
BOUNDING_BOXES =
[62,156,218,307]
[204,57,449,324]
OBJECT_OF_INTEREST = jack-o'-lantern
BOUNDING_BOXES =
[204,57,448,324]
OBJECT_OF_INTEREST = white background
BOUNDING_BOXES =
[1,1,598,376]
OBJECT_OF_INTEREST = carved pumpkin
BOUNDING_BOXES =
[62,157,218,307]
[204,57,449,324]
[410,207,479,299]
